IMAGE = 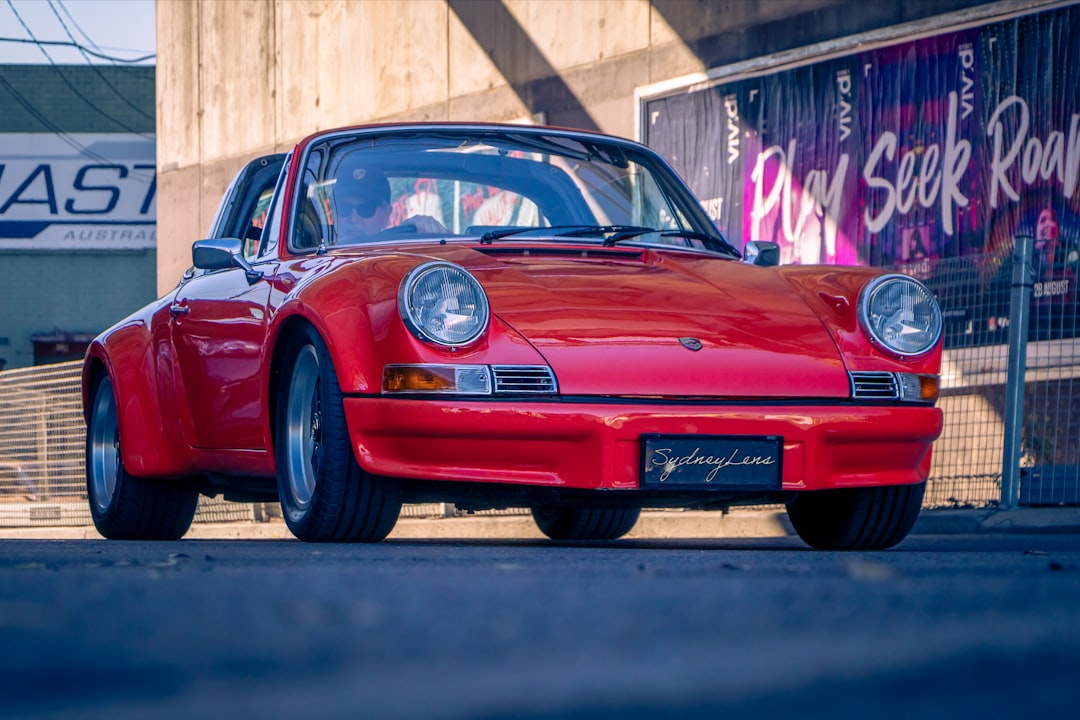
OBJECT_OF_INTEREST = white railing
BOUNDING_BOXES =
[0,361,254,527]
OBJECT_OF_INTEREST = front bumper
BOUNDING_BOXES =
[344,397,942,493]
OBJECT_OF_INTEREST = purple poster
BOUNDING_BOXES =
[643,3,1080,294]
[741,56,862,266]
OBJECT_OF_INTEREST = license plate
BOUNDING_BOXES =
[640,435,782,490]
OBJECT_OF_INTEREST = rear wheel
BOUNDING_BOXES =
[86,375,199,540]
[276,326,401,542]
[785,482,925,550]
[531,506,640,541]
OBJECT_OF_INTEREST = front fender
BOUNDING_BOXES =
[82,311,196,479]
[265,253,550,397]
[779,266,943,375]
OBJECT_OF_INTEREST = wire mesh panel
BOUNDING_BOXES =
[1018,342,1080,505]
[905,253,1080,507]
[0,361,253,526]
[0,361,84,501]
[916,257,1008,506]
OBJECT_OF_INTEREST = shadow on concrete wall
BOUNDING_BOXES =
[448,0,993,131]
[650,0,994,73]
[447,0,599,130]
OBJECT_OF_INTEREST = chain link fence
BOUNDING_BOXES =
[916,244,1078,507]
[0,362,255,527]
[0,363,473,528]
[1,250,1076,527]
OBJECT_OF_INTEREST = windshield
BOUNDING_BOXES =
[289,128,731,255]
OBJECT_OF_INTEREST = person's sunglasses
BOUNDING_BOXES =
[343,196,384,219]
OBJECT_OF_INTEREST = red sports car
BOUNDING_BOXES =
[82,123,943,549]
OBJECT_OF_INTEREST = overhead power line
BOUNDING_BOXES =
[47,0,153,122]
[54,0,103,54]
[0,72,117,163]
[3,0,153,138]
[0,0,155,181]
[0,36,155,64]
[0,73,156,183]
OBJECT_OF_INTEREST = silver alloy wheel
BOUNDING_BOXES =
[88,376,120,514]
[283,344,322,518]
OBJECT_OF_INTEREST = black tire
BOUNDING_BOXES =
[531,506,640,541]
[275,325,401,542]
[785,482,926,550]
[85,375,199,540]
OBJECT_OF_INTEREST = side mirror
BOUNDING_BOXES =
[193,237,244,270]
[743,241,780,267]
[192,238,262,283]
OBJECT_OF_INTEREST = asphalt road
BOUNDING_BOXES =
[2,534,1079,720]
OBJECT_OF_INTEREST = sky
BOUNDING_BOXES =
[0,0,155,65]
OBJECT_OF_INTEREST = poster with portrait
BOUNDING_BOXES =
[642,3,1079,276]
[643,3,1079,343]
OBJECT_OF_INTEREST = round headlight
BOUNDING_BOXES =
[399,261,490,347]
[858,274,943,357]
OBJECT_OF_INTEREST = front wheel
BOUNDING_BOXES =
[276,326,401,542]
[785,482,925,550]
[531,506,640,541]
[86,374,199,540]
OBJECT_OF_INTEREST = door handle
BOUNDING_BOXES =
[169,303,190,318]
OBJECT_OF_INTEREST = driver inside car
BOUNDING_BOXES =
[334,164,447,241]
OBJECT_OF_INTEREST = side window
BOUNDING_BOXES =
[258,162,289,259]
[206,175,243,239]
[244,189,275,260]
[292,149,331,252]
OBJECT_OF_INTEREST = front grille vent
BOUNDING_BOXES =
[492,366,558,394]
[849,371,899,400]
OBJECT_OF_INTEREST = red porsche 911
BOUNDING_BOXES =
[82,123,943,549]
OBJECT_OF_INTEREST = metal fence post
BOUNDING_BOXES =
[1000,235,1034,510]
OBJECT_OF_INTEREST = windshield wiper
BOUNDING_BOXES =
[558,225,741,256]
[480,225,742,258]
[479,224,653,245]
[553,225,659,246]
[479,225,600,244]
[659,230,742,259]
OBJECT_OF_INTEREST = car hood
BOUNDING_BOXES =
[461,248,851,398]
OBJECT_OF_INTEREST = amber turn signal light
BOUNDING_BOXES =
[382,364,492,394]
[918,374,940,403]
[384,366,455,392]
